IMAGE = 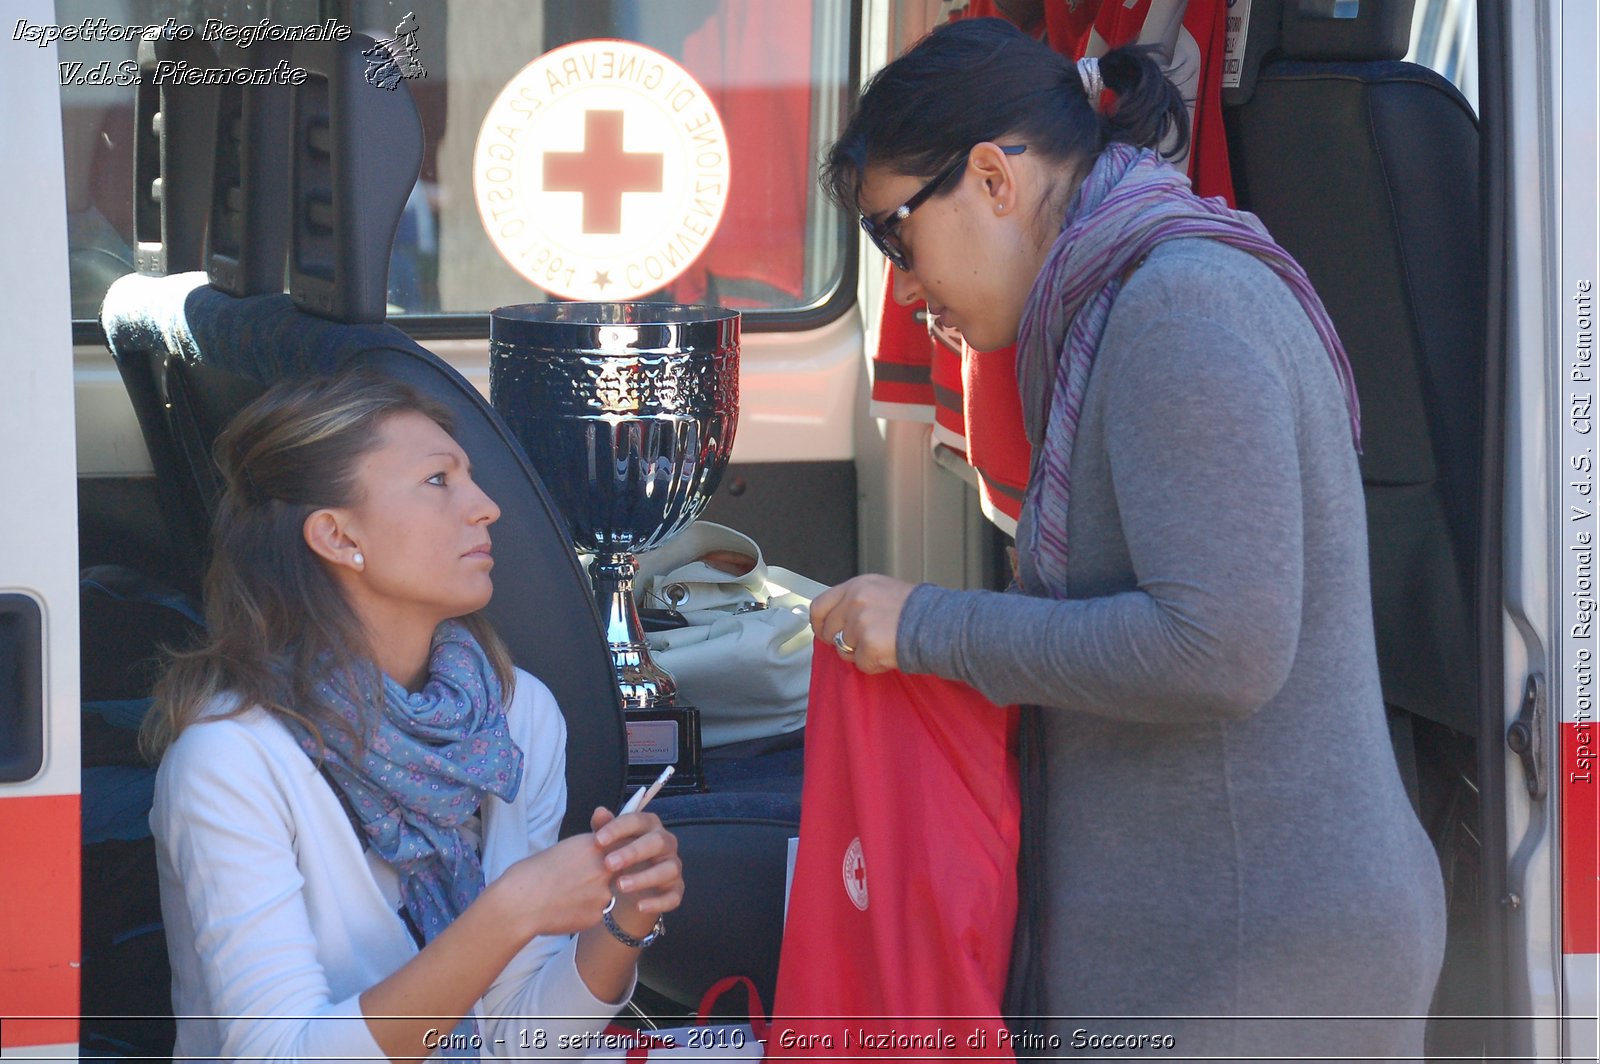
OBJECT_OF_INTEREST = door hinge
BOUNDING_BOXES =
[1505,672,1547,800]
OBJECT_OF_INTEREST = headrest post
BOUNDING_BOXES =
[205,42,293,297]
[287,34,423,323]
[133,32,220,276]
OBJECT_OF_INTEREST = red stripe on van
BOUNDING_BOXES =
[1564,721,1600,954]
[0,793,80,1048]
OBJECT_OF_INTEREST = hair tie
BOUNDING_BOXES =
[1076,56,1104,105]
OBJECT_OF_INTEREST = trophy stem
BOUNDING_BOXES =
[490,301,737,799]
[590,551,678,708]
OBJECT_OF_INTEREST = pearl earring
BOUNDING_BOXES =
[353,551,364,567]
[995,203,1004,213]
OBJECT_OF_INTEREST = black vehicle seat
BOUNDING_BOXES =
[102,32,797,1013]
[1223,0,1484,739]
[77,565,204,1058]
[643,738,801,1012]
[100,35,226,592]
[101,35,625,841]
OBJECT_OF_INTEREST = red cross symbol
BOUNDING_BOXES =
[543,109,665,235]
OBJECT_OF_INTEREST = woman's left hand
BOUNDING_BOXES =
[589,808,683,932]
[809,574,916,674]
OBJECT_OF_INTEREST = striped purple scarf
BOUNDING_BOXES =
[1015,143,1361,598]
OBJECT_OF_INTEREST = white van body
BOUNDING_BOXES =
[1,1,84,1058]
[1506,2,1598,1057]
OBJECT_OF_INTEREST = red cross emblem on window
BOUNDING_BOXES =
[542,109,665,235]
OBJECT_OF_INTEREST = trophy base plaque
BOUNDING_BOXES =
[626,705,706,794]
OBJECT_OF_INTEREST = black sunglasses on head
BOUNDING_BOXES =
[860,144,1027,271]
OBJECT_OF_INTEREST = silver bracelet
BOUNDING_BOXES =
[603,905,666,949]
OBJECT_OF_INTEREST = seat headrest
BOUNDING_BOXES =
[1223,0,1418,106]
[133,33,219,275]
[1284,0,1414,61]
[287,34,424,324]
[205,42,293,297]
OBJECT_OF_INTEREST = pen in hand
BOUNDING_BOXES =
[619,764,675,815]
[602,765,676,917]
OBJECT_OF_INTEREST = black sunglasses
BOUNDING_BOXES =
[860,144,1027,271]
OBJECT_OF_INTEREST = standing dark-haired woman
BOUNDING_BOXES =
[145,369,683,1061]
[810,18,1444,1057]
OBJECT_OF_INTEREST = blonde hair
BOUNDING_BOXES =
[142,368,515,759]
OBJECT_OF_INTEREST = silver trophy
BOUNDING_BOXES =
[489,303,739,792]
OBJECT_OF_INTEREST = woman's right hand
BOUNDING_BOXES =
[810,573,916,673]
[357,831,622,1060]
[493,833,615,939]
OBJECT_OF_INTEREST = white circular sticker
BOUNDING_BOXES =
[473,39,731,301]
[842,836,869,911]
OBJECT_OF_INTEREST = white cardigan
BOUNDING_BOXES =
[151,669,628,1061]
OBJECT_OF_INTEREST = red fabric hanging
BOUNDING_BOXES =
[676,1,815,306]
[769,648,1019,1060]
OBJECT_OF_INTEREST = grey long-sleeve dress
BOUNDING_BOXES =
[898,238,1445,1060]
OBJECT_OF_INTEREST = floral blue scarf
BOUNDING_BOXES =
[285,619,523,1058]
[1015,143,1362,597]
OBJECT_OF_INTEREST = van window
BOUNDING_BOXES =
[58,0,854,327]
[1406,0,1477,112]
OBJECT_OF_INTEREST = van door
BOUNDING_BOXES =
[0,1,84,1058]
[1549,3,1600,1054]
[1498,0,1600,1057]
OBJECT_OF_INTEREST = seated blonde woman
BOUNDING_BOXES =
[144,368,683,1061]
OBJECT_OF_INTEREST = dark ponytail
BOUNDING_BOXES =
[822,18,1189,212]
[1098,43,1190,159]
